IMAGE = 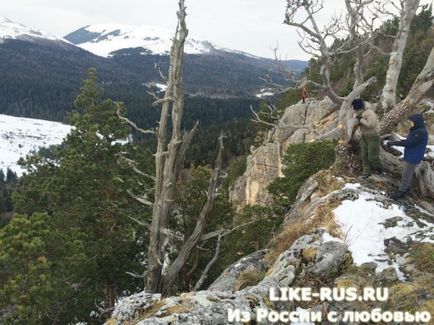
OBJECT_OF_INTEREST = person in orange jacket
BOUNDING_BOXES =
[301,85,308,103]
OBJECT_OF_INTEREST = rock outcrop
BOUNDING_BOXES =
[208,249,269,293]
[107,169,434,325]
[106,97,434,325]
[229,98,338,209]
[107,231,350,325]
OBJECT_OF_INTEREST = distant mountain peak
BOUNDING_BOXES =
[0,17,60,42]
[65,23,216,57]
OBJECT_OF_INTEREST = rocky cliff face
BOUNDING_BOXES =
[105,98,434,325]
[230,98,434,209]
[107,169,434,325]
[229,97,338,208]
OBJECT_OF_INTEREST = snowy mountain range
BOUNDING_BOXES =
[65,24,215,57]
[0,17,61,42]
[0,17,307,97]
[0,115,70,176]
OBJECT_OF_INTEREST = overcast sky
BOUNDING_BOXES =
[3,0,434,60]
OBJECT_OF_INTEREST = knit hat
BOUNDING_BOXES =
[351,98,364,110]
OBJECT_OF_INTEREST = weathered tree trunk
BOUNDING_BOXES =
[344,0,372,88]
[105,284,116,310]
[338,77,377,141]
[381,0,420,111]
[146,0,190,293]
[145,0,224,295]
[381,46,434,134]
[284,0,345,105]
[161,135,224,296]
[414,161,434,199]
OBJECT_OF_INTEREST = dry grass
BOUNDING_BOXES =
[312,200,342,238]
[301,247,318,262]
[315,169,344,196]
[234,269,265,291]
[266,220,312,264]
[411,243,434,274]
[266,175,343,265]
[387,283,420,312]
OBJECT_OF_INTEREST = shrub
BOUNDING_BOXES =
[268,140,336,211]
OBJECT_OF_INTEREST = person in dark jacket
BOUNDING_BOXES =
[387,113,428,199]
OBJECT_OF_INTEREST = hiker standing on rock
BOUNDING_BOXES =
[352,99,383,178]
[301,85,308,104]
[387,114,428,199]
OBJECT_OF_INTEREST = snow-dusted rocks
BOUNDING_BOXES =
[0,114,70,175]
[333,183,434,279]
[107,168,433,324]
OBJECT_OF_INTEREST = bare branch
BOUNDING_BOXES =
[193,233,223,291]
[200,219,259,242]
[115,102,155,135]
[250,105,278,128]
[117,154,156,181]
[127,189,153,207]
[155,63,168,81]
[147,90,161,101]
[128,216,151,229]
[161,133,225,296]
[126,271,146,279]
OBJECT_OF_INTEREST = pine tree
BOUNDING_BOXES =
[8,69,152,323]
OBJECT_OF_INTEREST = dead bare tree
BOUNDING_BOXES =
[379,0,421,111]
[284,0,433,141]
[284,0,382,140]
[117,0,226,295]
[284,0,348,105]
[381,46,434,134]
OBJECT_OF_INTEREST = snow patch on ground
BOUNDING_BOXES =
[256,88,275,98]
[322,231,342,243]
[333,184,434,279]
[0,114,70,176]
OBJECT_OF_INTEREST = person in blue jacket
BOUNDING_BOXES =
[387,114,428,199]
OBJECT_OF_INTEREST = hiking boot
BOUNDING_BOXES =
[390,190,406,200]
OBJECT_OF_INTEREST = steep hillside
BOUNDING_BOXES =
[0,18,306,128]
[65,24,308,97]
[106,169,434,324]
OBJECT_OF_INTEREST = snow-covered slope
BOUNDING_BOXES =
[65,24,215,57]
[333,183,433,280]
[0,17,61,42]
[0,115,70,176]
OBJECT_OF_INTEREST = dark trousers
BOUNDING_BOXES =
[360,135,382,176]
[399,162,418,192]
